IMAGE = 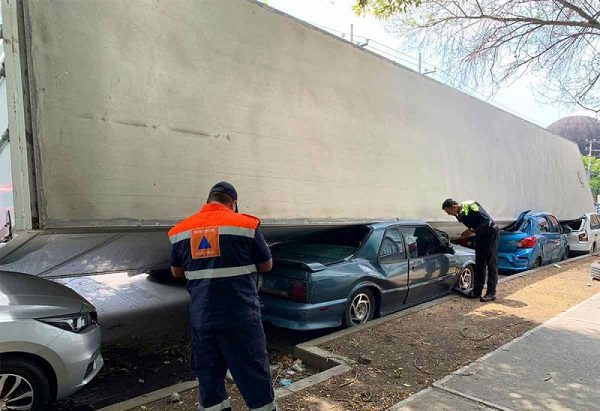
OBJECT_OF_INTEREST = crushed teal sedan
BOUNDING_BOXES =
[259,221,475,330]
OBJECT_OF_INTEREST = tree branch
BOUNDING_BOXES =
[554,0,599,26]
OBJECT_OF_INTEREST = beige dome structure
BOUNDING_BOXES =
[547,116,600,155]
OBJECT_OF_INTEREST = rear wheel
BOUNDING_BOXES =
[591,242,597,255]
[457,265,474,292]
[0,358,50,411]
[343,288,375,328]
[532,257,542,269]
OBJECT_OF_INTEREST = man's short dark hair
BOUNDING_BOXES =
[442,198,458,209]
[208,191,235,206]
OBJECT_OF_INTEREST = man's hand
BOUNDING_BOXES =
[460,229,474,239]
[171,266,185,279]
[256,259,273,273]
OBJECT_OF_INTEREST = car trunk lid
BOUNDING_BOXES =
[259,225,369,301]
[499,230,529,253]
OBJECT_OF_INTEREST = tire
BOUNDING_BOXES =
[532,257,542,269]
[562,247,569,261]
[591,242,597,255]
[0,357,50,411]
[342,288,375,328]
[456,265,475,292]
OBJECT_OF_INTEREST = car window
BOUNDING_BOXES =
[378,227,406,260]
[547,216,559,233]
[592,215,600,230]
[400,226,445,257]
[538,217,549,233]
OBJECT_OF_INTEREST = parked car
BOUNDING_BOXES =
[498,211,569,273]
[561,213,600,255]
[0,271,103,411]
[258,221,475,330]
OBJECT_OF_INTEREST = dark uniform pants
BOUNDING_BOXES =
[474,226,500,297]
[191,320,276,411]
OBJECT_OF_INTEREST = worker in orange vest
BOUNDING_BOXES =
[169,182,276,411]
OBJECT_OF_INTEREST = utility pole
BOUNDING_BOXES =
[586,139,599,179]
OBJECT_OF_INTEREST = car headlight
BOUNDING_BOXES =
[37,311,97,333]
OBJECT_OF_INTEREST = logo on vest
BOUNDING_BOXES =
[191,227,220,259]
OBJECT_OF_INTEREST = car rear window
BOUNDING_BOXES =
[564,219,584,231]
[270,225,370,265]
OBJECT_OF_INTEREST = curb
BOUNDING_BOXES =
[98,254,595,410]
[98,381,199,411]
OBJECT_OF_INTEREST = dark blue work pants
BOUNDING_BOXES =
[191,319,276,411]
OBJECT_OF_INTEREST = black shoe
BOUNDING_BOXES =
[480,294,496,302]
[465,290,481,299]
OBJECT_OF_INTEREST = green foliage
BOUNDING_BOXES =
[352,0,422,19]
[582,156,600,199]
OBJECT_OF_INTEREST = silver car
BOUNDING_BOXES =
[0,272,103,411]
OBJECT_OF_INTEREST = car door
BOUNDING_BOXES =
[376,226,410,315]
[545,215,563,261]
[537,217,554,263]
[400,225,451,305]
[590,215,600,249]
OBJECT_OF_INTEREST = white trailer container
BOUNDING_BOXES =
[0,0,593,278]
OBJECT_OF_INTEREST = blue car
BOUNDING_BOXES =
[259,221,475,330]
[498,211,569,273]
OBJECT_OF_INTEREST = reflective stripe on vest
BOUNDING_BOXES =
[169,225,256,244]
[185,264,257,280]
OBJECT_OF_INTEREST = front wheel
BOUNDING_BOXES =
[562,247,569,261]
[456,265,474,292]
[342,288,375,328]
[0,358,50,411]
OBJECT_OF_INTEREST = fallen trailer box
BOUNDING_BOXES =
[0,0,593,277]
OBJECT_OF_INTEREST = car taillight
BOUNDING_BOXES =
[579,232,589,242]
[517,237,538,248]
[289,280,308,302]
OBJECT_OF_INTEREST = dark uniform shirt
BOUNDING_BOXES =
[169,203,272,330]
[456,201,496,235]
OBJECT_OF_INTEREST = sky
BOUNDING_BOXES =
[263,0,595,128]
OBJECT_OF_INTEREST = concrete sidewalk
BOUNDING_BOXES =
[390,291,600,411]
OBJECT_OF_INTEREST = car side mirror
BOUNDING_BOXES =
[445,245,455,255]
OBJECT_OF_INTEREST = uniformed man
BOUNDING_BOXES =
[169,182,276,411]
[442,199,499,302]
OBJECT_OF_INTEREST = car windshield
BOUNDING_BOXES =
[271,225,370,265]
